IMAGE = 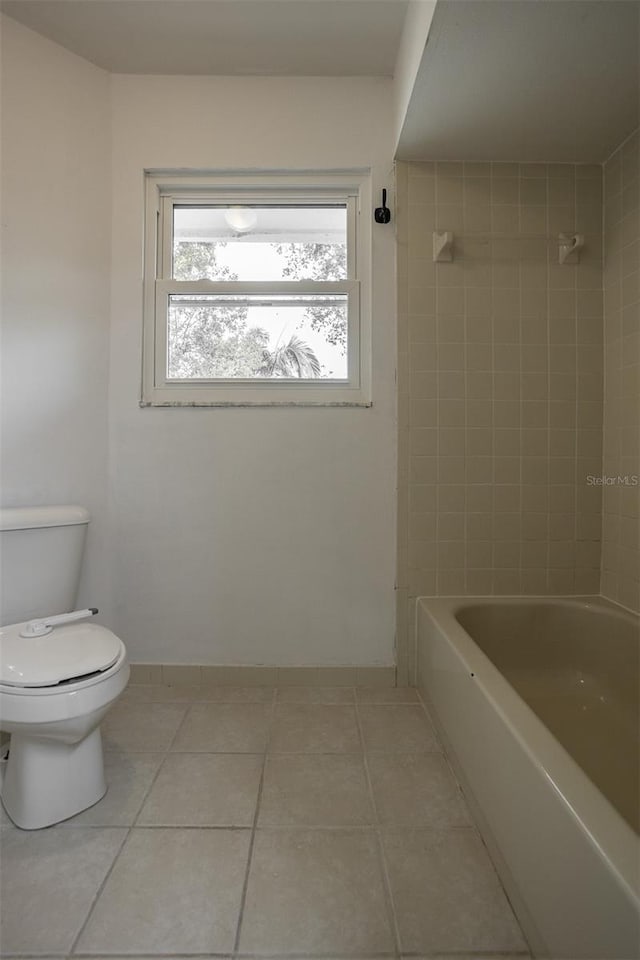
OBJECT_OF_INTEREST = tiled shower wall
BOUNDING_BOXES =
[396,161,604,683]
[602,130,640,614]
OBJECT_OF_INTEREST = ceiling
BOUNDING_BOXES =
[0,0,408,76]
[3,0,638,162]
[397,0,640,163]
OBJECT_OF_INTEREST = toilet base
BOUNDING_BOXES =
[1,728,106,829]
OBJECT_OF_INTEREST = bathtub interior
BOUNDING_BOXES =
[454,600,639,834]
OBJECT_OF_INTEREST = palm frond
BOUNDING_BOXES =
[259,335,321,378]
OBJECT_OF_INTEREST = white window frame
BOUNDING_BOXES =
[141,171,372,406]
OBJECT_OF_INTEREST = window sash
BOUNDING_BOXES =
[154,279,360,389]
[159,194,357,282]
[142,172,371,406]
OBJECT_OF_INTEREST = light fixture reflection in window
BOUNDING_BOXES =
[224,206,258,233]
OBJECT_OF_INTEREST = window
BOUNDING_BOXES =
[142,172,371,406]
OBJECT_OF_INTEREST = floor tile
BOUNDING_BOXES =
[137,753,262,826]
[195,685,275,702]
[102,702,188,752]
[276,686,355,703]
[356,686,420,703]
[268,704,361,753]
[258,754,374,826]
[123,684,275,703]
[382,827,527,954]
[239,828,395,954]
[171,703,271,753]
[76,828,250,954]
[0,793,14,827]
[60,753,163,827]
[0,827,126,954]
[367,753,470,827]
[358,704,440,753]
[120,684,202,703]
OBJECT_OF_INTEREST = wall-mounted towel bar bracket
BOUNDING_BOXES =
[433,231,454,262]
[558,233,584,265]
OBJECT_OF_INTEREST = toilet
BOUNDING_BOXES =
[0,506,129,829]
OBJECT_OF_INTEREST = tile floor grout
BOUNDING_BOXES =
[120,686,430,704]
[2,687,530,959]
[0,946,531,956]
[410,692,528,958]
[68,693,197,955]
[353,699,403,960]
[66,827,129,955]
[231,697,276,957]
[0,953,534,958]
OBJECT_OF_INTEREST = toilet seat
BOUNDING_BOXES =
[0,634,129,830]
[0,622,121,688]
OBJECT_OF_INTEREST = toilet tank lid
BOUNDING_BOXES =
[0,506,90,531]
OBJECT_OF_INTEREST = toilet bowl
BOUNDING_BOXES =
[0,620,129,829]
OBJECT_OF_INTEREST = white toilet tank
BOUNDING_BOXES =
[0,506,90,627]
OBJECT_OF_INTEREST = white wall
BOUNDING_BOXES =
[0,16,113,621]
[110,75,397,666]
[392,0,436,153]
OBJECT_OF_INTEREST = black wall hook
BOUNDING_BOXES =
[374,188,391,224]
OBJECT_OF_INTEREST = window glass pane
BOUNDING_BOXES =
[172,205,347,281]
[167,294,348,380]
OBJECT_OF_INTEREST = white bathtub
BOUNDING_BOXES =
[417,596,640,959]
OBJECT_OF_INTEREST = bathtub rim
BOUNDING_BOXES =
[415,594,640,909]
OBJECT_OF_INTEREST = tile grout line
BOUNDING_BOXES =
[120,686,278,707]
[47,822,492,835]
[414,690,480,825]
[413,688,445,755]
[411,692,532,956]
[65,815,129,955]
[6,694,534,960]
[67,703,192,954]
[230,691,276,957]
[0,953,532,959]
[353,700,403,960]
[3,693,534,960]
[0,954,531,959]
[127,704,192,829]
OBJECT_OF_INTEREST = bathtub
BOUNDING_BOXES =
[416,596,640,959]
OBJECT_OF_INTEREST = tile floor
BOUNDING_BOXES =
[0,684,530,959]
